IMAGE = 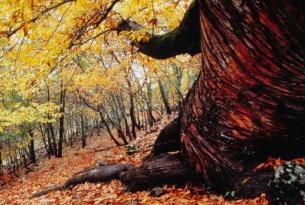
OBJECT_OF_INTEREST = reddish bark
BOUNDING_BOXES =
[122,0,305,192]
[180,0,305,191]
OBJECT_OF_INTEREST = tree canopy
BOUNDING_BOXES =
[0,0,198,168]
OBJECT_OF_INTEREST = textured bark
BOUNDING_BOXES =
[121,153,192,192]
[186,69,197,90]
[180,0,305,191]
[149,118,181,157]
[128,0,305,194]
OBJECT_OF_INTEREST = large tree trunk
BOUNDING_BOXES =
[179,0,305,191]
[119,0,305,192]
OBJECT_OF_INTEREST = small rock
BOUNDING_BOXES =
[266,162,305,205]
[126,145,138,155]
[149,187,165,197]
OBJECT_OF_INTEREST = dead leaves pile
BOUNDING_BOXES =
[0,116,290,204]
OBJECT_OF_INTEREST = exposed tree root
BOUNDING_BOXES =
[145,117,181,160]
[31,153,191,198]
[31,164,132,198]
[31,185,64,198]
[121,152,192,192]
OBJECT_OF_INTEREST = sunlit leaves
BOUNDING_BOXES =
[0,0,193,169]
[0,102,60,131]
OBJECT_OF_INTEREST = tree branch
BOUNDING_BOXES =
[117,1,201,59]
[69,0,121,48]
[7,0,76,37]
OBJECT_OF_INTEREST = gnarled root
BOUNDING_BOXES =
[121,152,192,192]
[31,164,132,198]
[31,153,191,198]
[145,117,181,160]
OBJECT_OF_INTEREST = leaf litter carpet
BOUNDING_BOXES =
[1,116,302,204]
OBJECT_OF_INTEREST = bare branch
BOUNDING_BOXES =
[69,0,121,48]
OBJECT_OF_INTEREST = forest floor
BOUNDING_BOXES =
[0,116,272,205]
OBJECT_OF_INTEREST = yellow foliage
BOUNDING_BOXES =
[0,0,194,160]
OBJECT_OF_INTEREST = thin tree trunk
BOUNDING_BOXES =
[46,86,57,156]
[98,112,121,146]
[127,80,139,138]
[80,110,87,148]
[172,64,183,111]
[101,105,128,145]
[108,96,123,130]
[28,131,36,164]
[135,101,141,129]
[0,152,3,182]
[57,85,66,158]
[146,80,155,127]
[95,119,101,136]
[129,92,137,138]
[67,120,73,148]
[158,79,172,115]
[186,69,197,90]
[48,123,57,156]
[40,125,51,159]
[117,94,133,141]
